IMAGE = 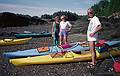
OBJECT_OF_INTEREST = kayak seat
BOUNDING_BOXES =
[3,39,14,42]
[60,44,72,49]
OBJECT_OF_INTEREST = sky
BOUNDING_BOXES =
[0,0,101,17]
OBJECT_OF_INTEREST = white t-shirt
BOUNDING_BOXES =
[60,21,72,30]
[87,16,101,41]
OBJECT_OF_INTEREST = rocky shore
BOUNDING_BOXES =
[0,18,120,76]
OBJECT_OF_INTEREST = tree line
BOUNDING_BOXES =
[1,0,119,27]
[91,0,120,16]
[0,11,79,27]
[41,11,79,21]
[0,12,47,27]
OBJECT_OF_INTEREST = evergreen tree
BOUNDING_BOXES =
[91,0,120,16]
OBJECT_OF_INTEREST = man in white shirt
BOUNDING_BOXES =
[87,8,102,68]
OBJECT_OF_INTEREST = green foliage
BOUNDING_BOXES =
[91,0,109,16]
[91,0,120,16]
[0,12,47,27]
[0,12,30,27]
[53,11,79,21]
[41,11,79,21]
[109,0,120,15]
[41,14,52,19]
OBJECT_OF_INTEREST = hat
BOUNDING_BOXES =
[61,15,66,19]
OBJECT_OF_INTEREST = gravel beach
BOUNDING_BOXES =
[0,24,120,76]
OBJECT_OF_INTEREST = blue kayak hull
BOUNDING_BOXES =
[3,40,120,58]
[105,41,120,46]
[3,43,89,58]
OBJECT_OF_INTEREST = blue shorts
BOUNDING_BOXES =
[59,29,68,37]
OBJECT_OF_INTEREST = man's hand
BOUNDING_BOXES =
[89,33,95,37]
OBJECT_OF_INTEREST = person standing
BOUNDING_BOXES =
[52,16,60,46]
[87,8,102,68]
[59,15,72,45]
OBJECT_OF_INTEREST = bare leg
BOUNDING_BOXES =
[59,35,62,45]
[89,41,96,65]
[63,36,67,44]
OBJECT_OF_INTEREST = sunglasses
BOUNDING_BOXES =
[88,12,93,15]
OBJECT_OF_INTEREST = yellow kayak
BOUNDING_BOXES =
[0,37,32,46]
[10,48,120,66]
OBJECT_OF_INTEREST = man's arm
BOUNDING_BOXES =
[94,24,102,34]
[90,25,102,37]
